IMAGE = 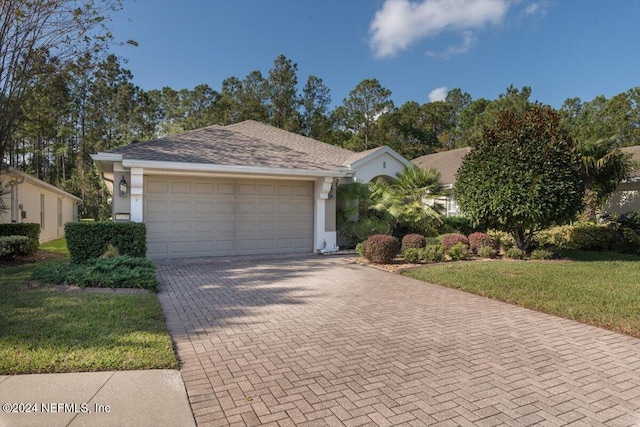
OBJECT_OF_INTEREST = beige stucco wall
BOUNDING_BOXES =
[0,174,78,243]
[604,181,640,215]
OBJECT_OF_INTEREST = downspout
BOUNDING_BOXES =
[57,195,65,237]
[8,176,26,223]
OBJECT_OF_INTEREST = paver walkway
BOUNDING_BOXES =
[157,255,640,426]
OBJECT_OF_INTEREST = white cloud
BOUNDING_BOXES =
[369,0,510,58]
[428,86,449,102]
[524,3,539,15]
[426,31,476,59]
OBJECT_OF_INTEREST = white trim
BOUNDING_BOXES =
[1,167,81,202]
[347,146,412,170]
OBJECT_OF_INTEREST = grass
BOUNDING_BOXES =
[0,259,178,374]
[39,238,69,255]
[403,250,640,338]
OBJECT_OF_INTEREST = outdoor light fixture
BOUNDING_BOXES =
[119,176,128,197]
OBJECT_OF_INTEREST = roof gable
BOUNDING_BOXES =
[412,147,472,185]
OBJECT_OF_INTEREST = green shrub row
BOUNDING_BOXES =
[534,223,639,255]
[0,223,40,255]
[401,244,446,264]
[31,256,158,292]
[65,222,147,263]
[0,236,30,259]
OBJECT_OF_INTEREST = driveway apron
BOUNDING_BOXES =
[156,255,640,426]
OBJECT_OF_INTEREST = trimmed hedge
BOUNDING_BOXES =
[365,234,400,264]
[402,248,423,264]
[468,232,495,253]
[0,223,40,255]
[448,242,469,261]
[65,222,147,264]
[401,234,426,252]
[423,244,445,262]
[0,236,29,259]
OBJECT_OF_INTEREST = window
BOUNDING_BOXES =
[40,194,45,229]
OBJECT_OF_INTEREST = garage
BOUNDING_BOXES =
[144,176,314,258]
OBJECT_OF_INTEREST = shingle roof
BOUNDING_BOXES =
[343,146,388,167]
[109,120,355,171]
[621,146,640,177]
[411,147,472,185]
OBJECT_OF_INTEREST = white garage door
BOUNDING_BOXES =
[144,177,314,258]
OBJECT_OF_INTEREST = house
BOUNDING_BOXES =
[604,145,640,214]
[412,147,471,217]
[92,120,411,259]
[0,166,81,243]
[414,145,640,218]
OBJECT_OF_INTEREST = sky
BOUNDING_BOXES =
[110,0,640,109]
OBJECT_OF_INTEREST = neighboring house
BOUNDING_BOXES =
[0,166,80,243]
[414,145,640,218]
[604,145,640,215]
[92,120,411,259]
[412,147,471,217]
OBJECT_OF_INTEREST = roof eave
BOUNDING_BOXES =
[121,159,352,178]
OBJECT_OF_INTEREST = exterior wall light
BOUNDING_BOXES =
[119,176,128,197]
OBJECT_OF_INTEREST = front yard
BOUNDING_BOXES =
[404,250,640,338]
[0,250,178,374]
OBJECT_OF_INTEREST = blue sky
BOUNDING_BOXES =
[111,0,640,109]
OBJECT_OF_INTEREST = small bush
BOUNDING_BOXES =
[477,245,498,259]
[504,247,525,259]
[569,225,618,251]
[530,249,555,260]
[423,244,445,262]
[0,236,30,259]
[448,242,469,261]
[65,222,147,263]
[440,233,469,250]
[468,232,495,253]
[32,256,158,292]
[402,248,423,264]
[365,234,400,264]
[401,234,426,252]
[355,242,366,257]
[437,216,478,235]
[425,236,441,245]
[487,229,515,250]
[535,226,573,249]
[0,223,40,255]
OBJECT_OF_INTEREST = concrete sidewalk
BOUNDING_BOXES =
[0,369,195,427]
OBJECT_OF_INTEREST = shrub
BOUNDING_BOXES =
[448,242,469,261]
[423,244,445,262]
[504,247,525,259]
[477,245,498,259]
[32,256,158,292]
[425,236,441,245]
[364,234,400,264]
[401,234,426,252]
[355,242,366,257]
[534,226,573,250]
[468,232,495,253]
[0,236,30,259]
[65,222,147,263]
[530,249,555,260]
[569,225,618,251]
[437,216,478,235]
[0,223,40,255]
[440,233,469,250]
[402,248,423,264]
[487,229,515,250]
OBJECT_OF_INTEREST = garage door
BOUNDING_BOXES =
[144,177,314,258]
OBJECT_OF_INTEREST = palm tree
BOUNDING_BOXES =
[336,181,392,246]
[577,137,635,220]
[381,165,446,234]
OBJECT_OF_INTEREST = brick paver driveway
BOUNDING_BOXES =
[157,255,640,426]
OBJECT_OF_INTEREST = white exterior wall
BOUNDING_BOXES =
[352,152,406,183]
[604,181,640,214]
[0,174,79,243]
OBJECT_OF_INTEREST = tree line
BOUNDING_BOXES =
[1,2,638,219]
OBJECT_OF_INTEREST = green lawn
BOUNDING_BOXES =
[39,238,70,256]
[0,260,178,374]
[403,251,640,338]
